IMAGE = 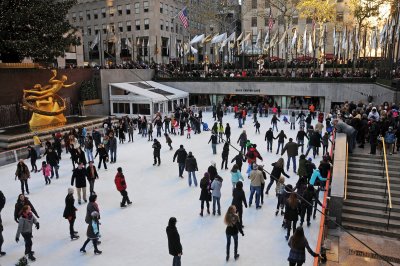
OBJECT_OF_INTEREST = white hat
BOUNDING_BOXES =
[68,188,74,194]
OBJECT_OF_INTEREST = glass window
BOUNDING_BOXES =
[160,2,163,13]
[117,5,122,15]
[86,10,91,20]
[94,9,98,19]
[113,103,131,114]
[109,7,115,17]
[101,8,106,18]
[135,3,140,14]
[165,21,169,31]
[292,16,298,25]
[137,104,150,115]
[79,11,83,21]
[252,0,257,9]
[87,27,92,36]
[160,19,164,30]
[170,5,173,16]
[143,1,149,12]
[102,24,107,34]
[171,20,174,32]
[118,22,123,32]
[127,21,132,31]
[94,25,99,35]
[126,4,131,15]
[251,17,257,27]
[144,18,149,30]
[136,20,140,30]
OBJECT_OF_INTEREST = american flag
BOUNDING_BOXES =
[268,12,274,30]
[178,7,189,29]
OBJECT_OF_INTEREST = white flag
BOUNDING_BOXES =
[308,33,313,54]
[190,34,205,44]
[190,35,199,44]
[349,31,353,52]
[211,33,227,44]
[355,27,360,51]
[190,46,198,54]
[227,32,236,42]
[236,32,243,42]
[371,29,377,50]
[116,36,121,56]
[333,28,337,55]
[379,23,387,44]
[303,28,307,54]
[291,29,297,48]
[342,30,347,50]
[90,34,100,49]
[263,31,269,49]
[255,30,261,47]
[279,29,288,44]
[125,38,132,50]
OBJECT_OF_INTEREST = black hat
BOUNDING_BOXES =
[117,167,122,173]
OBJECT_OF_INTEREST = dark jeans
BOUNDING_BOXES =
[266,178,275,194]
[120,190,131,205]
[178,163,185,177]
[221,157,228,169]
[298,139,304,153]
[89,180,95,194]
[0,215,3,252]
[300,205,313,223]
[289,262,304,266]
[286,220,297,238]
[30,160,37,172]
[290,122,295,130]
[200,200,210,210]
[81,238,99,251]
[260,183,265,203]
[128,132,133,141]
[287,156,297,172]
[267,140,273,151]
[305,145,317,158]
[50,164,59,178]
[22,232,33,255]
[172,255,181,266]
[20,179,29,194]
[154,155,161,165]
[226,233,238,256]
[110,149,117,162]
[212,196,221,214]
[276,141,284,154]
[69,217,76,237]
[98,157,107,169]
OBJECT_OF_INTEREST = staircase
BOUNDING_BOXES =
[342,153,400,238]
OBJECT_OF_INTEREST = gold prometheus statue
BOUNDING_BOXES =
[22,70,76,131]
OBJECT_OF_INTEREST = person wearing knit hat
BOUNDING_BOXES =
[63,188,79,240]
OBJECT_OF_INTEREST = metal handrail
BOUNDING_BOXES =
[381,137,393,229]
[344,142,348,200]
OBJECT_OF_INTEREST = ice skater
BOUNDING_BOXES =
[63,188,79,240]
[80,211,102,255]
[152,139,162,166]
[114,167,132,207]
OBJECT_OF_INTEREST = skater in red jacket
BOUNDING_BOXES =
[114,167,132,208]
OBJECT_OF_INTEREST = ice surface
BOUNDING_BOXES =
[0,112,324,266]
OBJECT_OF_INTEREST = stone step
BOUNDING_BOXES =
[347,173,400,185]
[347,168,400,180]
[347,179,400,192]
[349,155,400,164]
[342,213,400,229]
[342,221,400,239]
[350,153,400,161]
[342,205,400,221]
[346,192,400,206]
[347,186,400,198]
[348,161,400,172]
[344,199,400,214]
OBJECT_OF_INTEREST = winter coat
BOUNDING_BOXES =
[15,163,30,181]
[249,169,265,187]
[115,172,127,191]
[42,164,51,177]
[231,170,244,183]
[0,191,5,213]
[225,126,231,136]
[275,132,287,142]
[271,163,290,179]
[16,214,38,239]
[301,187,321,207]
[76,149,87,165]
[296,131,308,141]
[95,147,108,159]
[335,121,356,136]
[207,165,218,181]
[318,161,331,179]
[199,178,211,201]
[231,154,246,167]
[237,133,247,146]
[46,150,59,166]
[27,148,37,161]
[85,139,94,150]
[87,219,100,239]
[185,155,198,172]
[173,148,187,164]
[225,213,244,236]
[309,169,327,186]
[109,137,117,151]
[86,165,99,181]
[71,167,87,188]
[211,178,223,198]
[309,132,322,147]
[166,225,182,256]
[246,147,262,164]
[208,134,218,144]
[63,194,77,219]
[14,198,39,222]
[232,188,247,211]
[305,161,316,177]
[152,141,162,156]
[265,130,274,141]
[288,237,318,264]
[281,141,301,157]
[222,145,229,158]
[297,158,308,177]
[284,200,300,221]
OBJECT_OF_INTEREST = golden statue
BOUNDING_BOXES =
[22,70,76,131]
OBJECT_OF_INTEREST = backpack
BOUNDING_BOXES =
[385,133,395,144]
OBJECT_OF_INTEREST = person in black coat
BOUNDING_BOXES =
[225,123,231,143]
[166,217,183,266]
[26,146,38,173]
[109,133,117,163]
[266,158,290,194]
[152,139,162,166]
[274,130,287,155]
[199,172,211,216]
[305,130,322,159]
[284,193,300,240]
[173,145,188,178]
[185,152,198,187]
[75,147,87,166]
[231,181,247,226]
[46,147,59,179]
[86,161,99,195]
[63,188,79,240]
[265,128,274,152]
[221,142,230,170]
[208,133,218,154]
[0,191,4,256]
[14,194,39,223]
[71,162,87,204]
[231,152,246,172]
[207,162,218,182]
[300,185,322,227]
[94,144,108,170]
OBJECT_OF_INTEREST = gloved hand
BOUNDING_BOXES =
[16,237,19,243]
[36,223,40,230]
[241,232,245,236]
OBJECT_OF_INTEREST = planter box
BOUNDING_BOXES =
[82,99,102,106]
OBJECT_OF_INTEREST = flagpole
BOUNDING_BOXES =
[251,31,254,71]
[100,31,103,67]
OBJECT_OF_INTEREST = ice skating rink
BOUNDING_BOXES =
[0,112,323,266]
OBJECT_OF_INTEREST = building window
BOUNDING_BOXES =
[109,24,115,33]
[165,21,169,31]
[160,19,164,30]
[306,17,313,24]
[336,12,343,22]
[87,27,92,36]
[109,7,115,17]
[292,16,298,25]
[86,10,91,20]
[135,20,140,30]
[170,5,173,16]
[117,5,122,15]
[143,1,149,12]
[171,20,174,32]
[94,25,99,35]
[72,13,76,22]
[251,17,257,27]
[79,11,83,21]
[113,103,131,114]
[101,8,106,18]
[127,21,131,32]
[252,0,257,9]
[94,9,98,19]
[144,18,149,30]
[162,37,169,56]
[160,2,163,13]
[134,3,140,14]
[102,24,107,34]
[118,22,123,32]
[337,0,343,2]
[126,4,131,15]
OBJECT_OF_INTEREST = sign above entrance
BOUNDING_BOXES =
[235,88,261,93]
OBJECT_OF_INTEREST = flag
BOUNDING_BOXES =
[371,29,377,50]
[202,34,212,44]
[90,34,100,49]
[211,33,227,44]
[263,31,269,49]
[190,35,199,44]
[303,28,307,54]
[342,30,347,50]
[125,38,132,50]
[255,30,261,47]
[137,38,141,46]
[349,31,353,52]
[308,33,313,54]
[333,28,337,55]
[190,46,198,54]
[279,29,288,44]
[227,32,236,42]
[379,23,387,44]
[236,32,243,42]
[116,35,121,56]
[190,34,204,44]
[291,29,297,48]
[178,7,189,29]
[268,11,274,30]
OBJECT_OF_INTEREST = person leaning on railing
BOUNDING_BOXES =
[287,226,321,266]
